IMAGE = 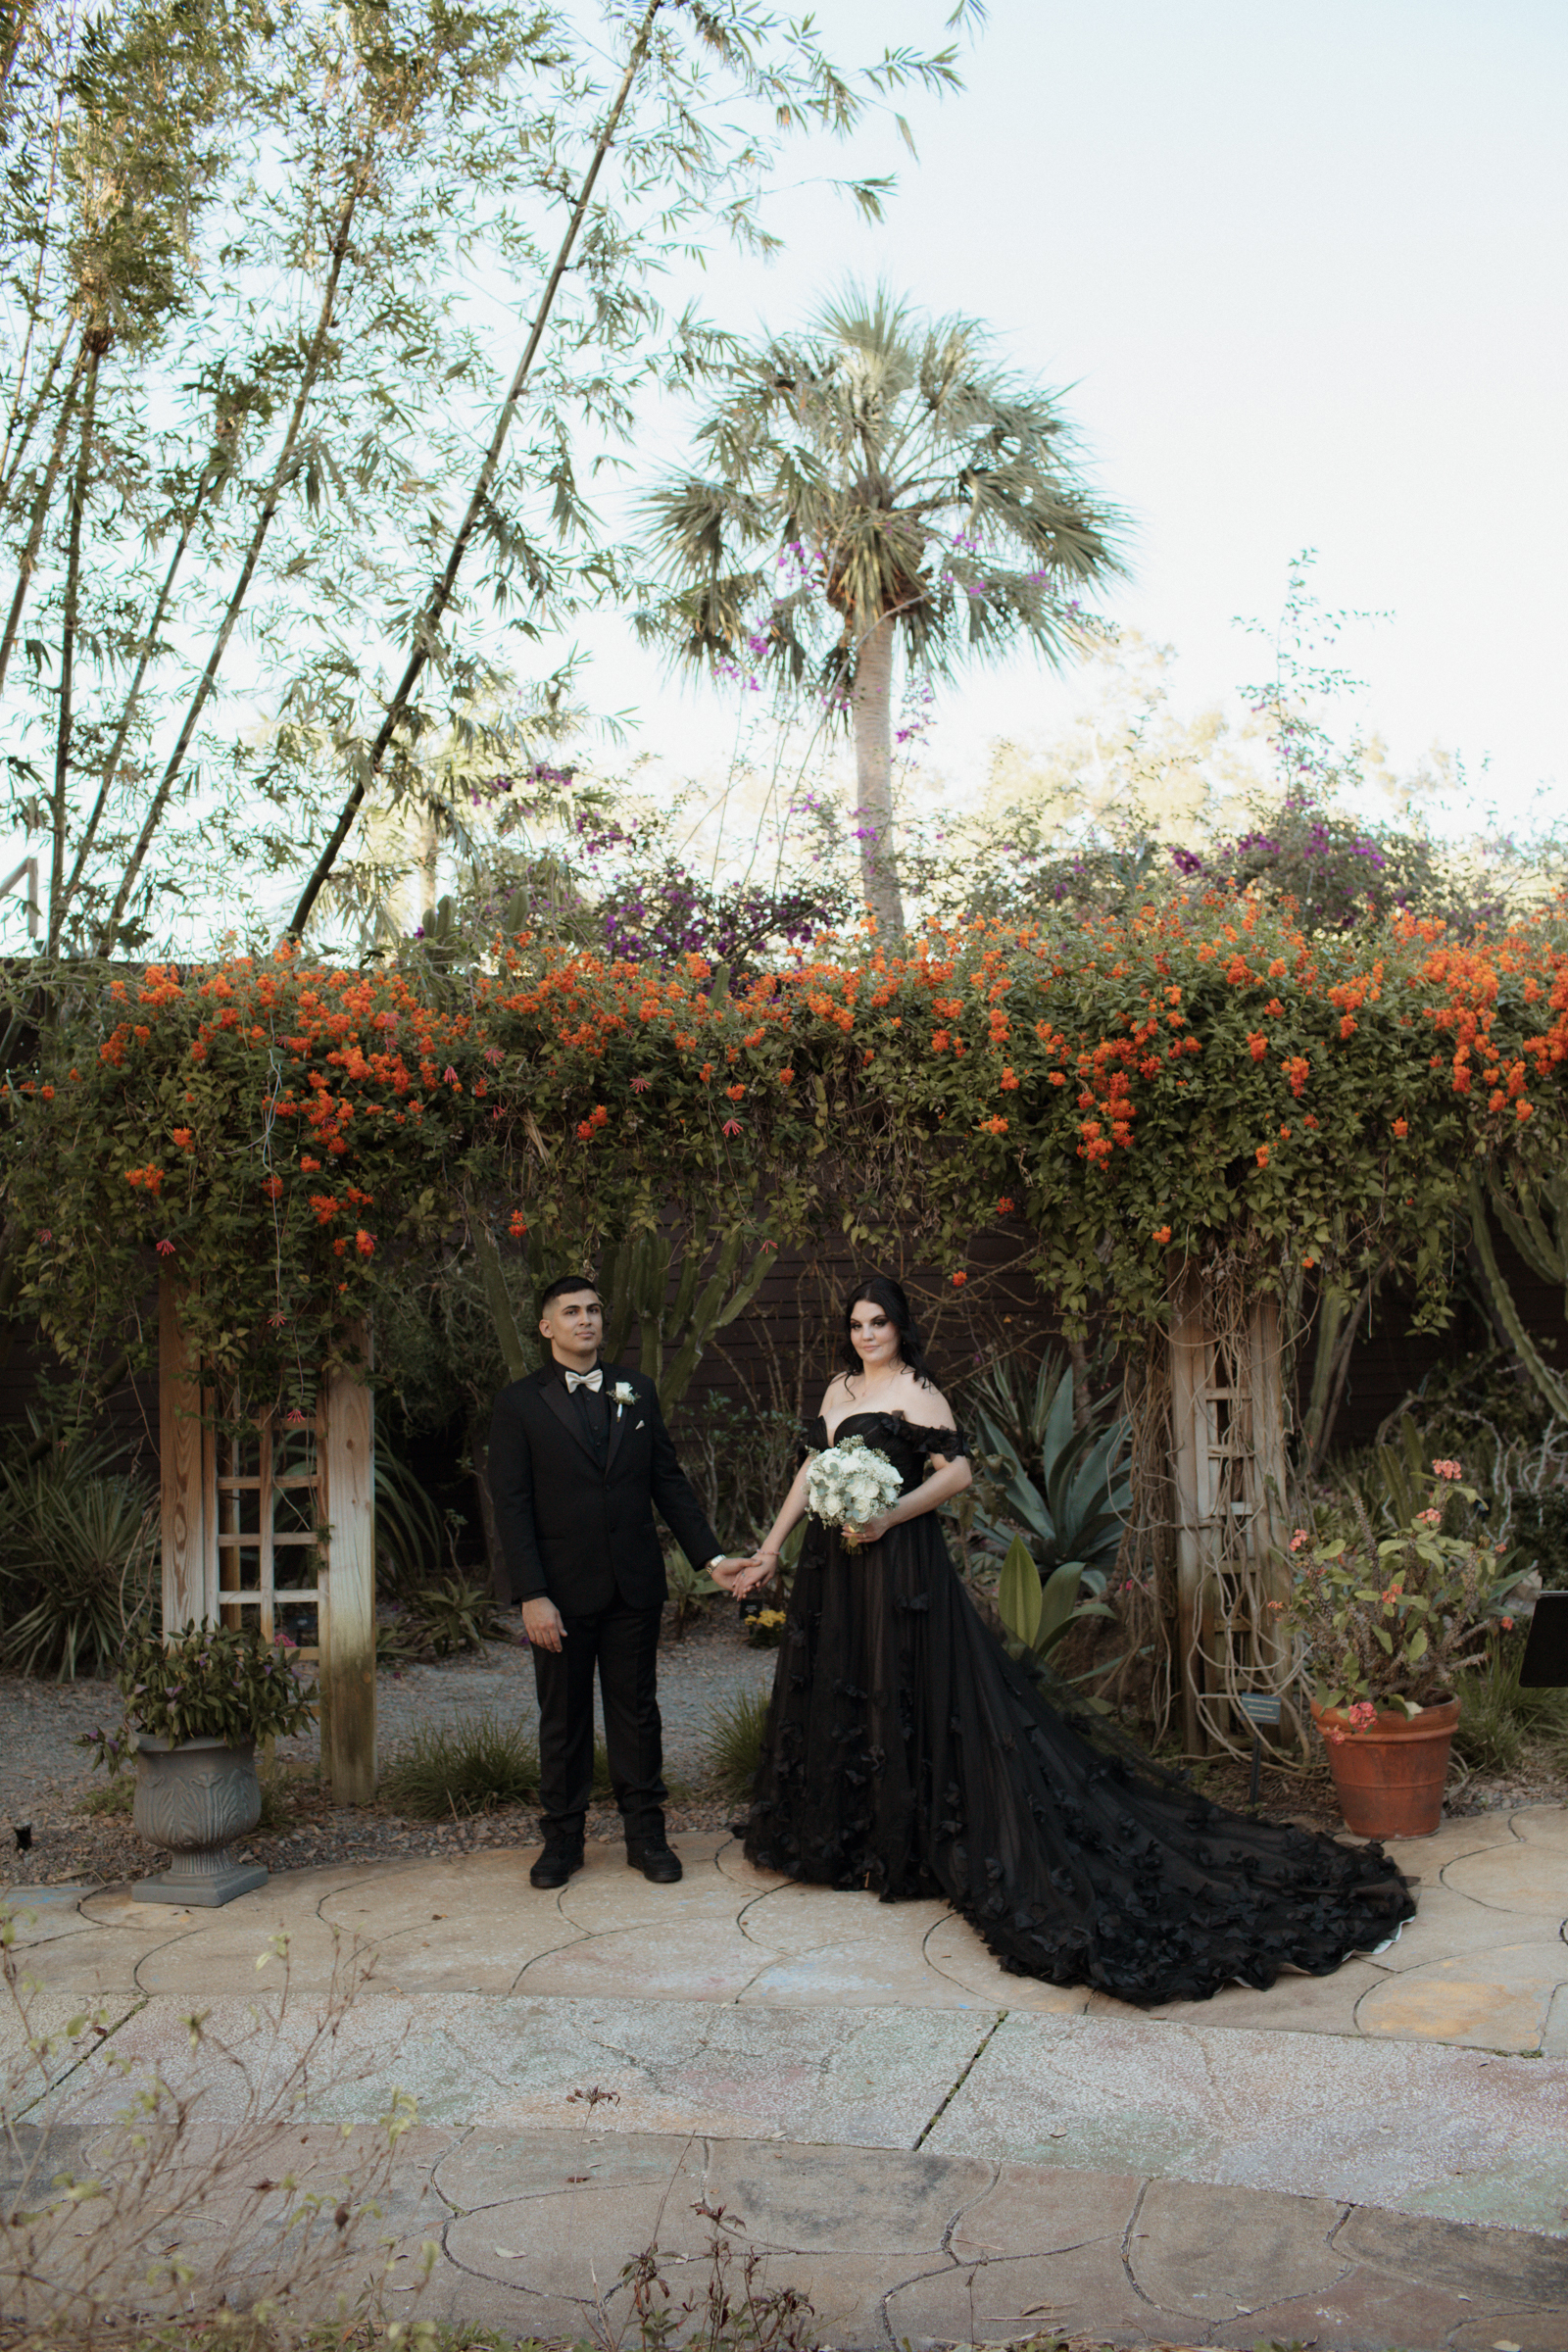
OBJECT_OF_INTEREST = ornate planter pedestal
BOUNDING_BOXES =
[1310,1696,1461,1839]
[132,1735,269,1906]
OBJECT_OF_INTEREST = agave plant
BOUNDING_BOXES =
[968,1349,1133,1573]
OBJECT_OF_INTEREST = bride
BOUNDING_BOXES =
[716,1274,1415,2008]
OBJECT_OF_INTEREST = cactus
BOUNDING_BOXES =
[598,1215,773,1415]
[471,1209,773,1417]
[1468,1170,1568,1420]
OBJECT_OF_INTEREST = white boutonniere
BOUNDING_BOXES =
[612,1381,637,1412]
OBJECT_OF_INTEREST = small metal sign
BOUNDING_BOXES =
[1235,1690,1284,1804]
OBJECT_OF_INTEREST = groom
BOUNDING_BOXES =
[489,1273,732,1890]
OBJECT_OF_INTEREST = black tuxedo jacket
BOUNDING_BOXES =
[488,1360,722,1615]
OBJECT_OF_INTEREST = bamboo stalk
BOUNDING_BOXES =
[95,178,365,953]
[0,333,85,701]
[55,443,226,941]
[283,0,666,941]
[45,341,99,951]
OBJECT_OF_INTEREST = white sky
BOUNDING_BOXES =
[572,0,1568,835]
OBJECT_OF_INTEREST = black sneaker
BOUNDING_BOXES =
[530,1839,584,1889]
[625,1838,682,1884]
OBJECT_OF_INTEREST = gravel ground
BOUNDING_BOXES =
[3,1603,1561,1890]
[0,1604,778,1889]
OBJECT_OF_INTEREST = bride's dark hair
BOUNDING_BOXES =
[842,1274,934,1386]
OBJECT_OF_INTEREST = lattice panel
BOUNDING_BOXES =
[212,1409,324,1669]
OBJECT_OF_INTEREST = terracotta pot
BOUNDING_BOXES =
[132,1735,269,1906]
[1309,1696,1460,1838]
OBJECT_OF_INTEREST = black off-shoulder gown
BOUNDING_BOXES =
[741,1410,1416,2008]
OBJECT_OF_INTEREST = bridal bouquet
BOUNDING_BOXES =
[806,1435,903,1547]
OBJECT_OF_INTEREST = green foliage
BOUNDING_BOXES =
[374,1448,445,1595]
[80,1619,318,1761]
[600,1220,775,1416]
[0,0,969,957]
[969,1348,1132,1571]
[401,1575,506,1659]
[700,1688,771,1802]
[0,1436,158,1678]
[1284,1470,1531,1717]
[995,1535,1116,1666]
[675,1391,806,1555]
[665,1545,720,1639]
[1450,1640,1568,1775]
[378,1711,540,1818]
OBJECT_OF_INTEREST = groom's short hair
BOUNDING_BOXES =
[537,1272,599,1313]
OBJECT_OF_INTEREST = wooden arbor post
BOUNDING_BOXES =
[158,1275,377,1802]
[1168,1261,1292,1757]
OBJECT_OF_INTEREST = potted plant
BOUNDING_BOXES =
[82,1620,317,1906]
[1281,1457,1529,1837]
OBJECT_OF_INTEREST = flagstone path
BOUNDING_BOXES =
[7,1807,1568,2349]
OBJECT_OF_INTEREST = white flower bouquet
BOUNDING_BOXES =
[806,1435,903,1548]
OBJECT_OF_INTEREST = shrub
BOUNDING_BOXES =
[701,1689,771,1801]
[379,1712,541,1818]
[405,1575,506,1656]
[1451,1640,1568,1775]
[0,1438,158,1679]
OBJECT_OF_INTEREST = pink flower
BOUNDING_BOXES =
[1290,1529,1309,1552]
[1432,1457,1462,1480]
[284,1407,309,1427]
[1348,1700,1378,1731]
[268,1309,288,1328]
[722,1118,743,1137]
[483,1046,505,1066]
[1501,1615,1515,1631]
[36,1228,51,1243]
[1417,1508,1442,1526]
[156,1239,176,1256]
[630,1076,651,1093]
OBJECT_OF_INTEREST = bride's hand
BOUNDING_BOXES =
[854,1514,893,1544]
[731,1550,778,1598]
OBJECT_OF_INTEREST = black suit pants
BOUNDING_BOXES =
[530,1597,666,1841]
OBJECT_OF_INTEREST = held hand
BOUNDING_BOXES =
[520,1596,566,1653]
[709,1556,747,1592]
[731,1550,778,1599]
[853,1513,895,1545]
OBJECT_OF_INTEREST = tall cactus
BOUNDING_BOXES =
[1467,1170,1568,1419]
[598,1216,774,1414]
[470,1209,773,1416]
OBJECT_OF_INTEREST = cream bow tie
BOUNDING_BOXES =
[564,1367,604,1395]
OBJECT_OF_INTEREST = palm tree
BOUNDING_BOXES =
[638,286,1124,933]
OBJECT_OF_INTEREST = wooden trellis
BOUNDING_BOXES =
[1168,1262,1297,1758]
[158,1276,376,1802]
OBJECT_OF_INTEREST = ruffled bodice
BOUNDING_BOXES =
[741,1413,1414,2007]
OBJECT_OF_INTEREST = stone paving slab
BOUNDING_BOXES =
[21,2108,1558,2352]
[11,1809,1568,2045]
[925,2008,1568,2237]
[9,1806,1568,2347]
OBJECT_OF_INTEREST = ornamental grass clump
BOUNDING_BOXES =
[81,1619,317,1768]
[1283,1459,1531,1726]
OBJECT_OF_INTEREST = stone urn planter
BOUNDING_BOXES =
[133,1735,269,1906]
[1309,1696,1461,1839]
[83,1620,316,1903]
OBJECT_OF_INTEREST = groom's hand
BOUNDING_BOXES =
[520,1596,566,1652]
